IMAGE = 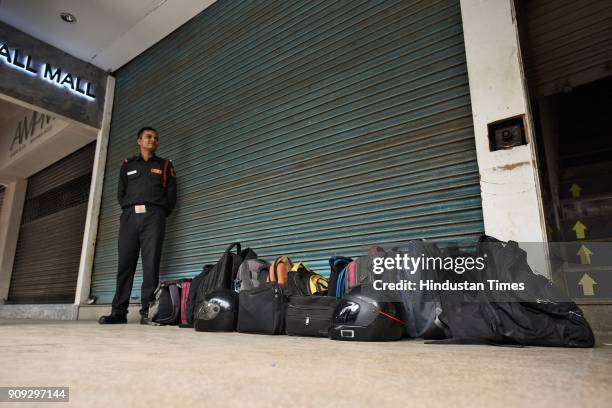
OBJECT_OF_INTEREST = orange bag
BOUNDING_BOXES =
[268,256,293,284]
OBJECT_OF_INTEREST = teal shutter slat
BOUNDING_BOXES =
[91,0,483,303]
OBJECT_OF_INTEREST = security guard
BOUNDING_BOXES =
[99,127,177,324]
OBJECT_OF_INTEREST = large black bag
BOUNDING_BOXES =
[237,283,287,335]
[182,264,215,327]
[198,243,257,297]
[285,295,338,337]
[437,236,595,347]
[392,241,446,339]
[195,243,257,320]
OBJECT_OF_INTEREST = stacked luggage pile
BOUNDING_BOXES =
[147,236,595,347]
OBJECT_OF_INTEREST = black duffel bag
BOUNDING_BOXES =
[188,243,257,328]
[285,295,338,337]
[237,283,287,335]
[197,243,257,299]
[437,236,595,347]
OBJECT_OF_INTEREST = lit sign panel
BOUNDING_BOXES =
[0,41,96,100]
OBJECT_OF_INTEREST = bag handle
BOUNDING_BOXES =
[270,257,281,282]
[270,256,289,282]
[293,261,311,275]
[332,257,352,272]
[226,242,241,255]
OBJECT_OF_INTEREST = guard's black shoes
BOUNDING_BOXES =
[140,315,150,325]
[98,314,127,324]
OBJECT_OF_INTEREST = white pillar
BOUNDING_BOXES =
[74,76,116,309]
[0,179,28,302]
[460,0,549,274]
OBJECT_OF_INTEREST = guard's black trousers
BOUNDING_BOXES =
[111,205,166,317]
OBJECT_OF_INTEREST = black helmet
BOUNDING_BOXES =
[329,292,405,342]
[194,289,238,332]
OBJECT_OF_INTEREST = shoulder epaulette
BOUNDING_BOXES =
[123,156,137,164]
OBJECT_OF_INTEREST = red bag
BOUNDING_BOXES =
[180,281,192,326]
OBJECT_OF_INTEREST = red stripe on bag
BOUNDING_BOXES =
[180,282,191,325]
[378,310,405,326]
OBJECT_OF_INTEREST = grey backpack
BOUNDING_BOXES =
[234,259,270,292]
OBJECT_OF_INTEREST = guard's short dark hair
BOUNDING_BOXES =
[137,127,158,139]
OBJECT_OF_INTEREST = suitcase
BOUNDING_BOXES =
[285,295,338,337]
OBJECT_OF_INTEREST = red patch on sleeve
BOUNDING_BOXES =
[171,167,176,178]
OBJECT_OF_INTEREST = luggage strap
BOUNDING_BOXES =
[424,338,525,347]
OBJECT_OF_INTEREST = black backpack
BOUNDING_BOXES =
[194,243,257,321]
[393,241,446,339]
[181,264,215,327]
[148,279,191,325]
[437,236,595,347]
[198,243,257,294]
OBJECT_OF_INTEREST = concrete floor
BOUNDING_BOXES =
[1,320,611,408]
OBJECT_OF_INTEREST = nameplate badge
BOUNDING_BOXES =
[127,170,137,175]
[135,205,146,214]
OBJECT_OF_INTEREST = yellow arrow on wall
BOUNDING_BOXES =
[573,221,587,240]
[569,184,582,199]
[578,274,597,296]
[577,245,593,265]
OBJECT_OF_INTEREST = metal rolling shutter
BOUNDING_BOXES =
[8,143,95,304]
[518,0,612,97]
[91,0,484,303]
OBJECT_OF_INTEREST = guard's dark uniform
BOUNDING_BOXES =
[111,153,177,317]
